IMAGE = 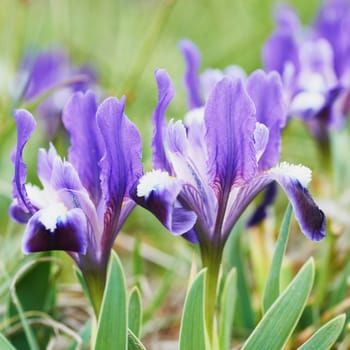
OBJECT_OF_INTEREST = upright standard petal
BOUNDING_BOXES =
[179,40,203,109]
[152,69,175,172]
[97,97,142,253]
[63,91,103,204]
[204,78,257,197]
[246,70,287,171]
[12,109,37,215]
[97,97,143,208]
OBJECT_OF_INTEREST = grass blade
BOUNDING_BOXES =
[242,258,315,350]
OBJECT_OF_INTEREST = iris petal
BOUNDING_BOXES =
[134,170,197,235]
[204,77,257,195]
[63,91,103,205]
[152,69,175,172]
[178,40,203,109]
[12,109,37,215]
[247,70,287,171]
[22,208,88,254]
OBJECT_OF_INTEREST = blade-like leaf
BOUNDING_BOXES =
[128,329,147,350]
[0,332,16,350]
[128,287,143,338]
[242,258,315,350]
[219,268,237,350]
[94,252,127,350]
[263,204,292,313]
[179,269,208,350]
[298,314,346,350]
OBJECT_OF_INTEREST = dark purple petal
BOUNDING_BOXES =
[247,182,278,227]
[133,171,197,235]
[223,163,325,242]
[178,40,203,109]
[204,77,257,197]
[246,70,287,171]
[22,208,88,254]
[152,69,175,172]
[182,228,199,243]
[12,109,37,214]
[271,164,326,241]
[62,91,103,204]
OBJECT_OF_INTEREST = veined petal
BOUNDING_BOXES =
[178,40,203,109]
[37,144,58,187]
[97,96,143,205]
[247,70,287,170]
[63,91,103,205]
[97,97,142,247]
[22,207,88,254]
[222,162,325,241]
[12,109,37,214]
[134,170,197,235]
[152,69,175,172]
[270,162,325,241]
[166,120,217,229]
[205,77,257,197]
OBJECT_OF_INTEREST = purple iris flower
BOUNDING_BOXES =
[10,91,142,313]
[179,39,280,227]
[133,69,326,254]
[263,2,350,142]
[15,48,97,138]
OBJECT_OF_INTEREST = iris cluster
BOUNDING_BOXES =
[11,0,350,304]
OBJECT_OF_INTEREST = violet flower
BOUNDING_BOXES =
[179,39,279,227]
[133,69,325,341]
[10,91,142,314]
[134,69,325,251]
[263,2,350,143]
[15,49,97,138]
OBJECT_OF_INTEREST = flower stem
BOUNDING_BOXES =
[201,243,223,350]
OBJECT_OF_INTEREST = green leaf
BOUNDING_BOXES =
[0,332,16,350]
[219,268,237,350]
[179,269,208,350]
[8,254,56,350]
[128,287,143,338]
[262,204,292,313]
[242,258,315,350]
[128,329,147,350]
[298,314,346,350]
[94,252,127,350]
